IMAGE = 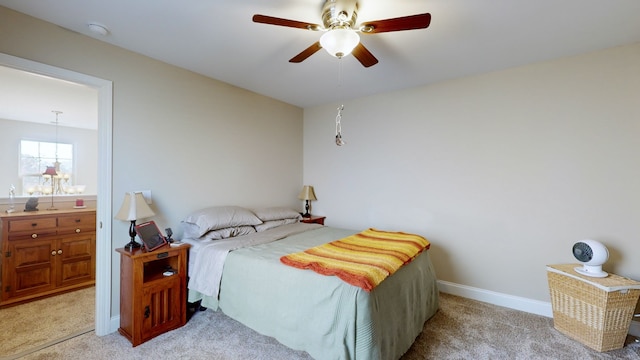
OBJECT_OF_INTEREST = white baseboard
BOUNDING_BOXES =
[437,280,640,337]
[110,315,120,334]
[437,280,553,317]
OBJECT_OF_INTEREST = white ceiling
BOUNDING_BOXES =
[1,0,640,120]
[0,65,98,129]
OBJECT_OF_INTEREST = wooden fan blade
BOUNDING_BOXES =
[289,42,323,63]
[252,14,322,31]
[351,43,378,68]
[360,13,431,34]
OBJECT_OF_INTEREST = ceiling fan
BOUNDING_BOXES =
[252,0,431,67]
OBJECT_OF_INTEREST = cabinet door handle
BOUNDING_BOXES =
[32,233,38,239]
[75,228,81,233]
[57,249,63,255]
[51,250,56,256]
[144,306,150,319]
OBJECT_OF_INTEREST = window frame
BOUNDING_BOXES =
[19,139,74,195]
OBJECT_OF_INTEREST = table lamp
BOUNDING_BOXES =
[297,185,317,218]
[115,192,155,250]
[43,166,58,210]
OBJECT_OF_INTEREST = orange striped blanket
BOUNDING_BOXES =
[280,228,430,292]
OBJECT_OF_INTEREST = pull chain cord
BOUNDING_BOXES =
[335,59,346,146]
[336,105,345,146]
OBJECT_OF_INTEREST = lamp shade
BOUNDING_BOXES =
[115,192,155,221]
[42,166,58,176]
[320,28,360,58]
[298,185,317,201]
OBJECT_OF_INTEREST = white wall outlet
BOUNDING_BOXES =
[135,190,152,204]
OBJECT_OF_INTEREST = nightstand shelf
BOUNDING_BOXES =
[116,244,190,346]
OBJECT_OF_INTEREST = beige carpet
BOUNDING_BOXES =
[0,287,94,360]
[12,292,640,359]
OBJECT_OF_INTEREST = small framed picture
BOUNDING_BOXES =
[135,220,168,251]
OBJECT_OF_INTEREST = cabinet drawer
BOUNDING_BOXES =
[8,230,57,241]
[8,218,57,233]
[58,214,96,234]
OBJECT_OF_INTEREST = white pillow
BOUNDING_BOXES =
[201,226,257,240]
[254,218,299,232]
[181,222,202,239]
[252,207,302,222]
[181,206,262,238]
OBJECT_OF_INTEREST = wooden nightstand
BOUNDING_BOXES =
[116,243,190,346]
[301,215,326,225]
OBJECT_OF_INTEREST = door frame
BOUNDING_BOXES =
[0,53,113,336]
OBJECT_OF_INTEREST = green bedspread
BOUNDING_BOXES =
[188,226,439,360]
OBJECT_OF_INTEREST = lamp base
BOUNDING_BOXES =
[124,220,141,251]
[124,239,141,251]
[302,200,311,218]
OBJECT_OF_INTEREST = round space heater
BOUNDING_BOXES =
[572,239,609,278]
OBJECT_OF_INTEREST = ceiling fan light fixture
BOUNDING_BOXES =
[320,28,360,58]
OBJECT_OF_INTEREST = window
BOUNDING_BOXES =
[20,140,73,195]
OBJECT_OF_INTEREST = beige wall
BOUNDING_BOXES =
[0,7,303,316]
[303,43,640,302]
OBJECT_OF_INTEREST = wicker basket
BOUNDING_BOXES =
[547,264,640,352]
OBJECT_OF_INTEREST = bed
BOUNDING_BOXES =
[181,206,439,360]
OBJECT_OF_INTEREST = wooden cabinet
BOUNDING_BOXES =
[0,209,96,307]
[117,244,190,346]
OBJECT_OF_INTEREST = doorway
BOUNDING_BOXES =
[0,53,113,337]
